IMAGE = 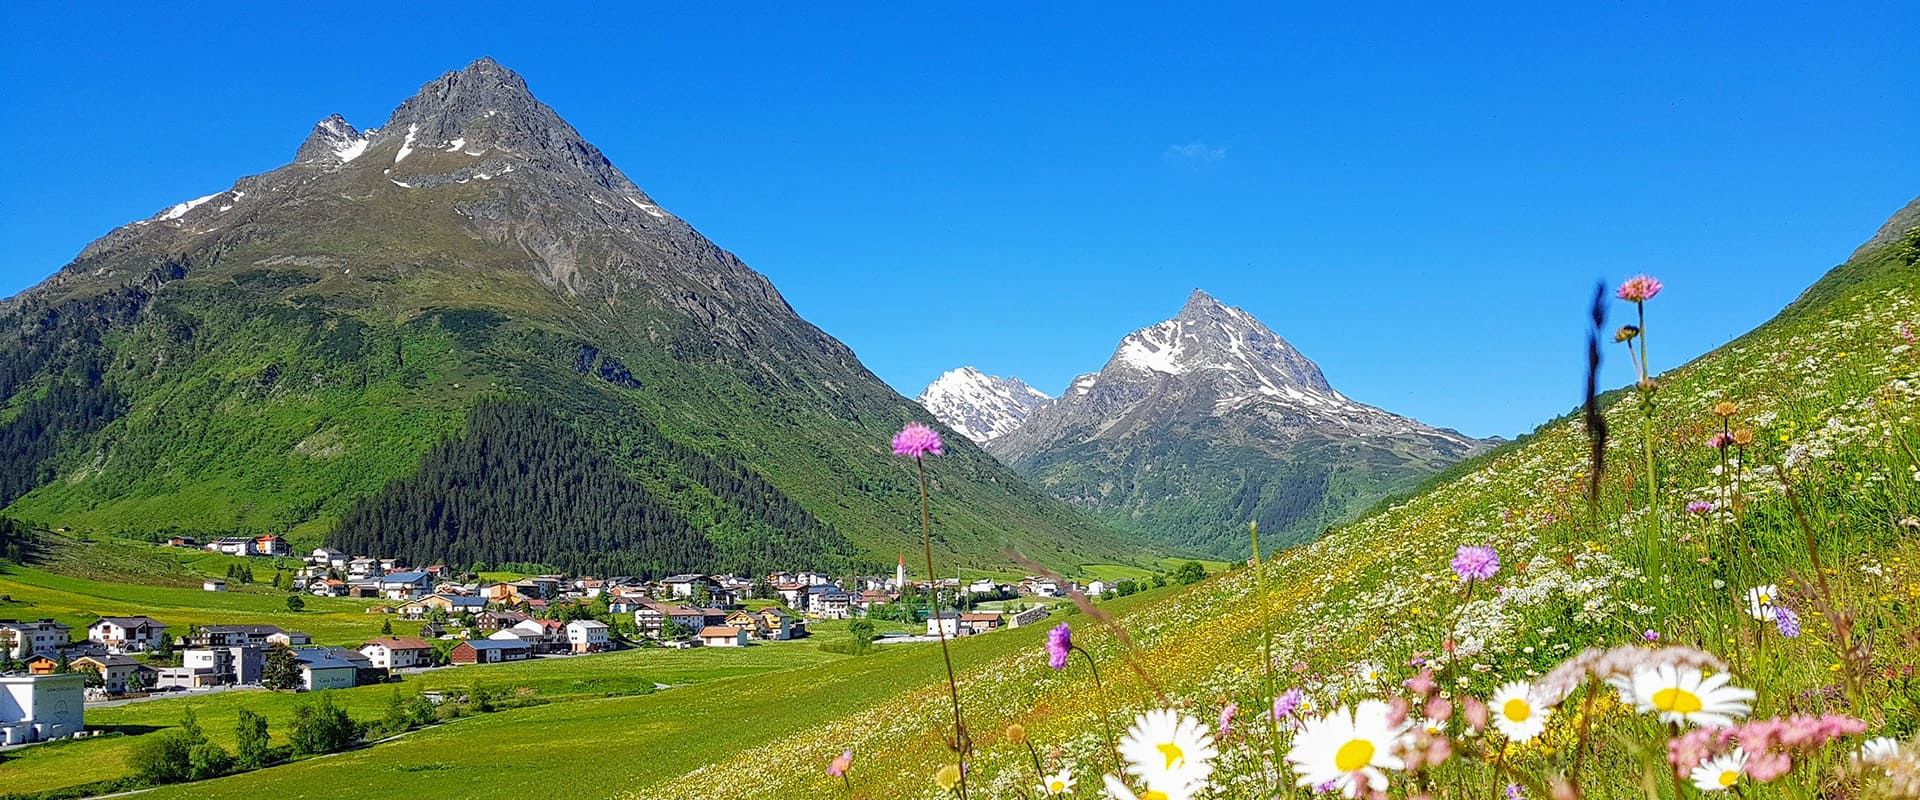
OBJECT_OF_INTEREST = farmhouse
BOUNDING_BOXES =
[959,612,1004,636]
[202,579,227,592]
[87,616,166,653]
[1,620,71,659]
[0,673,85,745]
[449,639,531,664]
[696,626,747,647]
[359,637,434,670]
[252,535,291,557]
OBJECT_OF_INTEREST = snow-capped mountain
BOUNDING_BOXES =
[989,289,1493,556]
[917,366,1050,444]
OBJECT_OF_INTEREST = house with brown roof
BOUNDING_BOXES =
[697,626,747,648]
[448,639,530,664]
[358,637,434,670]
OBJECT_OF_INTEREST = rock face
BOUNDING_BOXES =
[0,58,1143,573]
[917,367,1050,444]
[988,290,1493,556]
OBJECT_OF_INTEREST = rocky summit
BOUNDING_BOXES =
[0,58,1145,575]
[986,289,1493,556]
[916,367,1050,444]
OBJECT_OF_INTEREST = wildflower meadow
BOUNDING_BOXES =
[641,234,1920,799]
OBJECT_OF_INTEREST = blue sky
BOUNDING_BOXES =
[2,3,1915,438]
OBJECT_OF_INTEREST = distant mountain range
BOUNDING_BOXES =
[923,290,1494,556]
[0,58,1146,575]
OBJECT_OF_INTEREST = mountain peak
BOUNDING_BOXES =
[294,113,370,164]
[1107,291,1336,399]
[1178,288,1224,317]
[918,367,1050,444]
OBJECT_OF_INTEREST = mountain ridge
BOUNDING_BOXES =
[0,58,1148,574]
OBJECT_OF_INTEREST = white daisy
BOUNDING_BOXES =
[1857,736,1903,767]
[1102,772,1189,800]
[1038,767,1076,796]
[1116,709,1215,795]
[1628,665,1755,728]
[1489,680,1550,742]
[1356,661,1385,685]
[1285,699,1411,798]
[1689,748,1747,791]
[1745,585,1780,621]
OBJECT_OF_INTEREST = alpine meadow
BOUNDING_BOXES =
[2,11,1918,800]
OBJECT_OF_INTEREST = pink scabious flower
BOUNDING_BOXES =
[1686,501,1717,516]
[1774,605,1801,638]
[1045,623,1072,670]
[1709,432,1735,450]
[1643,629,1662,642]
[891,422,944,458]
[1272,687,1305,720]
[1219,702,1238,736]
[1617,274,1664,303]
[1667,714,1866,779]
[826,748,852,777]
[1450,545,1500,582]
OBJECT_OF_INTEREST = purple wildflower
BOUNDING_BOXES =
[1643,629,1661,642]
[1506,784,1524,800]
[1450,545,1500,582]
[1218,702,1237,736]
[1775,605,1801,638]
[1272,687,1304,720]
[1709,432,1734,450]
[826,749,852,778]
[1045,623,1072,670]
[1686,501,1716,515]
[891,422,944,458]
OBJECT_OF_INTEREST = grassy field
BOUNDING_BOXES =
[0,536,390,646]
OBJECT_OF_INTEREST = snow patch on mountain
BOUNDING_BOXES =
[917,367,1051,444]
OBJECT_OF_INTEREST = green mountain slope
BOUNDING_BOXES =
[0,59,1145,574]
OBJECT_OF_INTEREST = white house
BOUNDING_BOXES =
[307,547,349,568]
[0,673,85,745]
[1086,580,1109,597]
[202,579,227,592]
[87,616,167,653]
[926,612,963,638]
[358,637,434,670]
[1,620,71,659]
[565,620,610,653]
[660,574,710,598]
[265,630,312,647]
[378,571,435,600]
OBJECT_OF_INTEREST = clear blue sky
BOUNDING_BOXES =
[2,3,1915,438]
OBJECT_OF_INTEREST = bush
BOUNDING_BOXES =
[234,708,271,769]
[287,694,358,756]
[186,741,233,781]
[126,730,193,785]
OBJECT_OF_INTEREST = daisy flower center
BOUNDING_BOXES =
[1334,738,1375,772]
[1142,792,1169,800]
[1718,770,1738,787]
[1156,741,1186,770]
[1503,698,1532,722]
[1049,781,1065,793]
[1652,687,1703,714]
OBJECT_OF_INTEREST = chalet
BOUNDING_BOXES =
[359,637,434,670]
[565,620,610,653]
[696,626,747,648]
[292,649,358,690]
[632,600,707,639]
[164,535,198,548]
[661,574,712,599]
[87,617,167,653]
[266,630,312,647]
[449,639,531,664]
[606,597,652,614]
[202,579,227,592]
[1,620,72,659]
[204,537,252,556]
[251,535,291,558]
[470,611,527,632]
[758,607,800,640]
[1019,578,1063,598]
[0,673,86,745]
[72,654,150,694]
[309,578,348,597]
[307,547,349,568]
[774,583,808,610]
[346,557,381,580]
[959,612,1004,636]
[966,578,1000,596]
[378,571,435,600]
[807,586,854,620]
[724,611,770,640]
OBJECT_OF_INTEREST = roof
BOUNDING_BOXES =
[697,626,741,638]
[93,616,162,628]
[76,653,142,668]
[361,637,433,651]
[960,613,1003,622]
[567,620,608,629]
[381,571,432,583]
[292,650,359,670]
[662,574,708,583]
[201,624,284,635]
[456,638,531,651]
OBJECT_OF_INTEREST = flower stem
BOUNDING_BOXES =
[1250,521,1283,795]
[1075,645,1122,776]
[917,456,969,800]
